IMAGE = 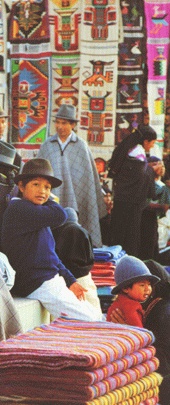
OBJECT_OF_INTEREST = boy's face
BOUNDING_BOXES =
[123,279,152,302]
[18,177,52,205]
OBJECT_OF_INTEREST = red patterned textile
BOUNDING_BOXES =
[10,57,50,156]
[9,0,50,44]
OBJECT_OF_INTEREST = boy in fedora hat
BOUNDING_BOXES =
[37,104,107,248]
[1,158,102,322]
[107,255,160,327]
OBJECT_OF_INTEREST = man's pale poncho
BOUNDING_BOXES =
[38,132,107,247]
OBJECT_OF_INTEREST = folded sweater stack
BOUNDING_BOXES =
[91,246,126,312]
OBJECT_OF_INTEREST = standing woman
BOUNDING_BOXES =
[108,125,157,256]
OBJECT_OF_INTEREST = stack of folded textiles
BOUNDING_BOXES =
[91,246,126,312]
[0,318,162,404]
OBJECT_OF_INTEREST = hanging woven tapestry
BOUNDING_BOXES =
[10,57,50,150]
[144,0,170,157]
[115,0,145,144]
[9,0,50,44]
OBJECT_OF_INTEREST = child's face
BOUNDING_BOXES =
[123,279,152,302]
[18,177,52,205]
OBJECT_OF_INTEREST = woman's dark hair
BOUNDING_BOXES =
[137,124,157,144]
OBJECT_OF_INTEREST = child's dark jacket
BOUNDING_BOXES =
[53,220,94,279]
[1,199,76,297]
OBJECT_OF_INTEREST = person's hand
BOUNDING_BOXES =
[69,282,88,300]
[109,308,127,324]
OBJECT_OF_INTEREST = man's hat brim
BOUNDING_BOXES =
[0,160,19,170]
[53,114,79,122]
[14,173,62,188]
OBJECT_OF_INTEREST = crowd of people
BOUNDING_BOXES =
[0,104,170,404]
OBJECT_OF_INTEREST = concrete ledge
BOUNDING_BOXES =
[13,297,51,333]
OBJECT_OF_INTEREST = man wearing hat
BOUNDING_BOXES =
[0,141,20,250]
[0,107,21,168]
[1,158,103,322]
[37,104,107,247]
[107,255,160,327]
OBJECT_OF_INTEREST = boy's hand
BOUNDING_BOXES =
[69,282,88,300]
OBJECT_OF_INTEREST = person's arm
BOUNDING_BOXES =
[6,198,67,233]
[148,202,169,213]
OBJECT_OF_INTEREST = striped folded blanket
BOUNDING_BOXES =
[0,318,155,369]
[0,319,162,404]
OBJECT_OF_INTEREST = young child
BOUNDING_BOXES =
[1,158,102,322]
[107,255,160,327]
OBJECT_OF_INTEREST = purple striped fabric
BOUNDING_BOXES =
[0,318,155,370]
[0,319,162,404]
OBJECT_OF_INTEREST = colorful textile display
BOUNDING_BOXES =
[10,58,50,149]
[90,263,116,287]
[115,0,145,145]
[144,0,170,157]
[0,318,162,404]
[8,0,51,160]
[93,246,126,264]
[91,246,126,311]
[9,0,50,43]
[1,0,169,166]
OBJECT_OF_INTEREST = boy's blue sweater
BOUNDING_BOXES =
[1,198,76,296]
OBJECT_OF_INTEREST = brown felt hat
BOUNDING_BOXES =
[14,158,62,188]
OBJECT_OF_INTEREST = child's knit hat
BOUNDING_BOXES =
[112,255,160,295]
